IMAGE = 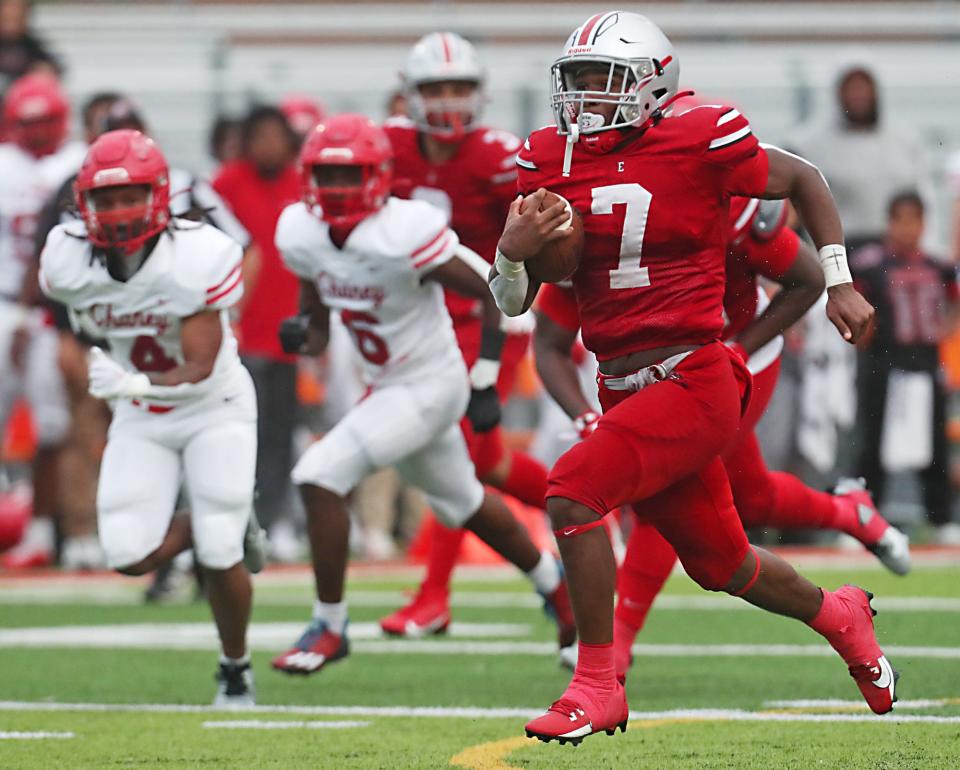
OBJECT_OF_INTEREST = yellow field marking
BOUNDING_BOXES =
[449,717,711,769]
[449,735,531,770]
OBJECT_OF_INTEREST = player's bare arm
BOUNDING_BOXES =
[280,279,330,357]
[147,310,222,387]
[733,241,825,357]
[489,190,570,315]
[425,254,505,431]
[532,310,592,420]
[762,146,875,343]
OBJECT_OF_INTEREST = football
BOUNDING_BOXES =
[521,191,584,283]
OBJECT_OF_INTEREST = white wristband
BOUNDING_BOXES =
[818,244,853,288]
[494,249,526,279]
[469,357,501,390]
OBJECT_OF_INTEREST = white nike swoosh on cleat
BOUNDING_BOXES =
[560,723,593,738]
[872,656,894,690]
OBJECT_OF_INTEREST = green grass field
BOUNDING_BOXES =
[1,557,959,769]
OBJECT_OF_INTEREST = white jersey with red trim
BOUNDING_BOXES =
[276,197,466,387]
[38,218,248,406]
[0,139,86,297]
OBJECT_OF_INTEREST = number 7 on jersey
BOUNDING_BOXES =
[592,183,653,289]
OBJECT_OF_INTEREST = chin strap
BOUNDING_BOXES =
[562,120,579,178]
[560,90,696,178]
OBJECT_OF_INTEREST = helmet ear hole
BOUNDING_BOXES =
[653,88,667,99]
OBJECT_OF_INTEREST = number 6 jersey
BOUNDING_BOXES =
[517,106,770,362]
[39,219,249,405]
[275,197,466,387]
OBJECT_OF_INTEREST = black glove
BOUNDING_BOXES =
[278,314,310,354]
[466,386,501,433]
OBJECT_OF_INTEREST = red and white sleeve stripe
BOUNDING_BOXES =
[205,261,243,307]
[410,227,455,273]
[708,108,754,151]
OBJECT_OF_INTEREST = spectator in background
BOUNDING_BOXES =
[0,0,59,93]
[790,65,921,251]
[213,106,301,551]
[208,115,243,170]
[386,90,407,119]
[854,191,960,544]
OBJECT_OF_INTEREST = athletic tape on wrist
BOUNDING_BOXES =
[818,243,853,288]
[494,249,526,279]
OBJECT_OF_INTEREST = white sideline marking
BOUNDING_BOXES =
[0,622,529,650]
[3,586,959,613]
[765,698,958,710]
[0,701,958,725]
[0,624,957,659]
[202,720,369,730]
[0,731,74,739]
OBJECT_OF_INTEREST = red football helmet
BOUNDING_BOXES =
[3,73,69,158]
[280,95,326,138]
[74,129,171,254]
[299,114,393,227]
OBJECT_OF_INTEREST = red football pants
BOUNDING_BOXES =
[548,342,752,590]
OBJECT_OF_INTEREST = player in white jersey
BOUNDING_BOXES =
[0,73,87,568]
[271,114,574,675]
[39,129,257,706]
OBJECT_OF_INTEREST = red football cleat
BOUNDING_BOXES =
[824,585,898,714]
[542,578,577,649]
[525,680,628,746]
[271,621,349,675]
[834,478,911,575]
[379,589,451,637]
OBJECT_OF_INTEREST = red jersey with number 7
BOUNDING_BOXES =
[517,105,769,361]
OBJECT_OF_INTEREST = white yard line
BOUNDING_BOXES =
[3,586,960,613]
[765,698,959,710]
[0,622,530,650]
[0,701,958,725]
[0,731,74,739]
[202,720,369,730]
[0,624,957,659]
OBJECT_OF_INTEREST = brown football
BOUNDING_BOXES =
[521,191,584,283]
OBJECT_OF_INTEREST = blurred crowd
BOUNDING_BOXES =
[1,0,959,586]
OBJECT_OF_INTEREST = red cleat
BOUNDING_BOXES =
[379,589,451,638]
[834,478,911,575]
[271,621,349,675]
[525,679,628,745]
[824,585,898,714]
[542,578,577,649]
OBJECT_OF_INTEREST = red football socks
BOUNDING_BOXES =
[500,451,549,509]
[766,471,847,531]
[421,525,467,597]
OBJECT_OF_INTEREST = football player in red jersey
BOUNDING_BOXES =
[489,12,890,744]
[379,32,555,639]
[533,193,911,679]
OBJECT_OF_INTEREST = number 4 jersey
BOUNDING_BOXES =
[39,219,249,405]
[517,105,770,362]
[275,197,466,387]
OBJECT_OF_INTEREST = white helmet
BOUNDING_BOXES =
[402,32,485,140]
[551,12,679,137]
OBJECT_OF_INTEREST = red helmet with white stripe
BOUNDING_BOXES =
[551,12,679,139]
[3,73,69,158]
[74,129,171,254]
[299,114,393,227]
[402,32,484,141]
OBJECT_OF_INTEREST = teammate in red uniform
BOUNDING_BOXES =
[380,32,553,638]
[489,12,891,744]
[534,193,911,678]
